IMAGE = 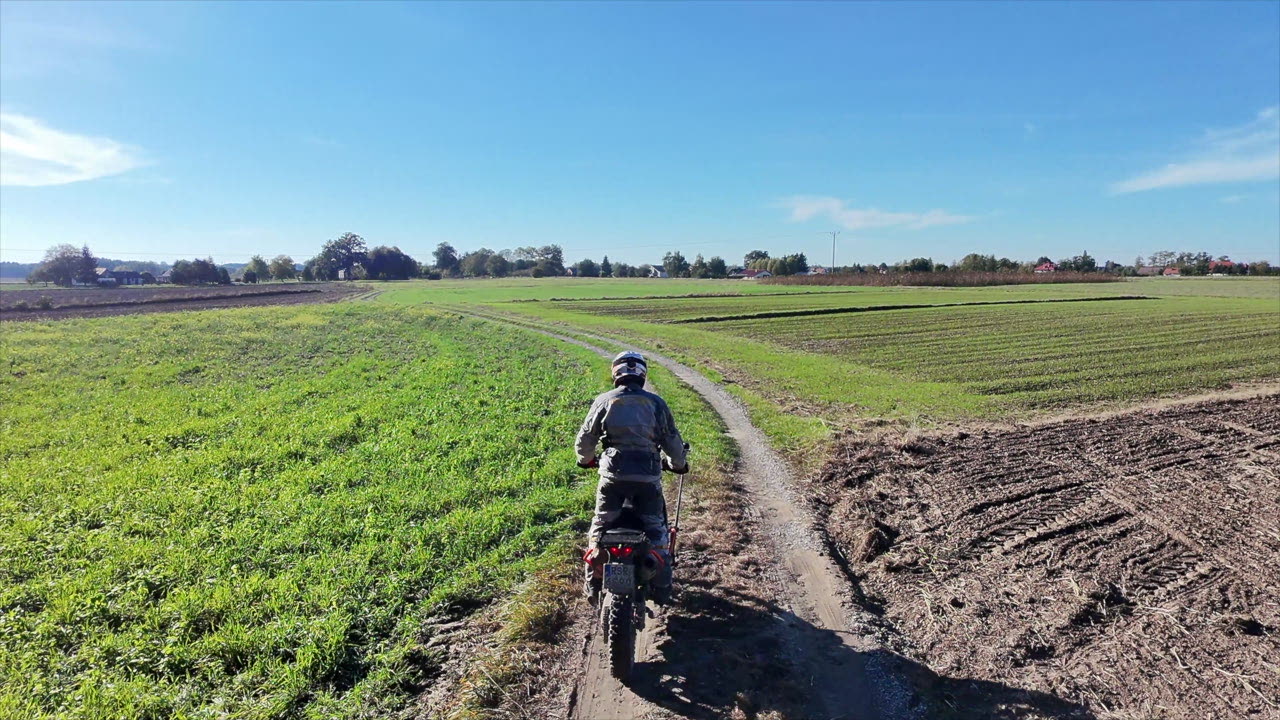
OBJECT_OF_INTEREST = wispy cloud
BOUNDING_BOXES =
[1111,107,1280,194]
[1220,194,1249,204]
[0,112,144,186]
[780,196,976,231]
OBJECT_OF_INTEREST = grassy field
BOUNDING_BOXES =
[0,303,731,719]
[377,276,1280,445]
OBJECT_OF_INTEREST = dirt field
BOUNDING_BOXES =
[0,283,365,320]
[812,394,1280,719]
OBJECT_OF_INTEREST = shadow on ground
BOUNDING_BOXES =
[628,588,1095,720]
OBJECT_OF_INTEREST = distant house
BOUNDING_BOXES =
[1136,266,1161,276]
[157,270,173,283]
[806,266,830,275]
[1208,259,1235,274]
[110,270,145,286]
[647,265,669,279]
[731,269,773,279]
[1163,267,1182,276]
[1033,261,1057,274]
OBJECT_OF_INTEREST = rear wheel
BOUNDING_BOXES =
[605,593,635,682]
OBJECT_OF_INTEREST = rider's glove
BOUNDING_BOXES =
[577,458,599,469]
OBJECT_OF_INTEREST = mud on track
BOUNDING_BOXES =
[814,394,1280,719]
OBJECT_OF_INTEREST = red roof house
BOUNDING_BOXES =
[1034,262,1057,274]
[1163,267,1181,276]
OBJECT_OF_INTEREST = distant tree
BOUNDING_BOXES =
[244,255,270,281]
[29,244,85,286]
[301,260,316,281]
[689,254,709,279]
[574,258,600,277]
[434,242,461,275]
[600,256,613,278]
[366,246,419,280]
[744,250,769,267]
[896,257,935,273]
[707,256,728,278]
[242,270,258,283]
[663,251,690,278]
[75,246,99,285]
[638,263,654,277]
[1249,260,1272,275]
[1035,256,1053,266]
[269,255,297,281]
[958,254,997,272]
[613,262,633,278]
[169,259,195,285]
[314,233,367,279]
[459,248,495,277]
[533,245,566,275]
[486,254,511,277]
[1149,250,1177,267]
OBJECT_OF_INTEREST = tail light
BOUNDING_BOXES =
[608,545,634,560]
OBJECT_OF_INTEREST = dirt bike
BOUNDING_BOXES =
[581,445,689,683]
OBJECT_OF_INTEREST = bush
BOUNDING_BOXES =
[424,271,442,281]
[37,296,53,309]
[12,300,30,311]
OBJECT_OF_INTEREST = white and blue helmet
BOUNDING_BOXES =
[611,351,647,385]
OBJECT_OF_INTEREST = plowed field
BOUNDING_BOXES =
[813,394,1280,719]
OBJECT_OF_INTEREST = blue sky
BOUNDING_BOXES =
[2,1,1278,267]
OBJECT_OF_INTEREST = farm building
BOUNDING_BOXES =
[1034,261,1057,274]
[647,265,669,278]
[1208,259,1236,273]
[156,270,173,283]
[110,270,145,285]
[1136,266,1162,276]
[1163,267,1182,276]
[731,269,773,279]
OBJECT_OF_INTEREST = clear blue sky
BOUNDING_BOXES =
[2,1,1278,267]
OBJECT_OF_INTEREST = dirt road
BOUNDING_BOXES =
[456,309,918,720]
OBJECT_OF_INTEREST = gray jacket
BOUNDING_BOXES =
[575,384,688,483]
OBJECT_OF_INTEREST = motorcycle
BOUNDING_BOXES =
[581,445,689,682]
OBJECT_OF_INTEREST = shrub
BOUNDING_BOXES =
[37,296,54,309]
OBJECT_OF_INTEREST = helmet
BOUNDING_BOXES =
[611,351,647,385]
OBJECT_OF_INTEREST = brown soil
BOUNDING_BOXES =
[811,394,1280,719]
[0,283,365,320]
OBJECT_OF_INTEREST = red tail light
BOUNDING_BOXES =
[609,545,634,559]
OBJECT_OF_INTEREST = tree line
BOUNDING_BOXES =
[25,238,1277,288]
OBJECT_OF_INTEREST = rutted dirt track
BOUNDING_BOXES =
[453,312,907,719]
[814,395,1280,719]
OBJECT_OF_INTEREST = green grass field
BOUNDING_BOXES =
[377,276,1280,442]
[0,303,730,719]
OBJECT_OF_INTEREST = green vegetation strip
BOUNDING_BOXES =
[667,294,1154,324]
[0,305,611,719]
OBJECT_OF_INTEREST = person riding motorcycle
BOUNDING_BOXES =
[576,350,688,604]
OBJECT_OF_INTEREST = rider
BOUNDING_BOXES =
[576,350,689,603]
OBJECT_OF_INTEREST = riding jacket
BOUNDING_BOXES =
[575,383,687,484]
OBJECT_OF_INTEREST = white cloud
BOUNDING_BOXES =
[1112,107,1280,194]
[1220,194,1249,204]
[0,112,143,186]
[780,196,976,231]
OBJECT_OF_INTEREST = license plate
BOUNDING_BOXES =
[603,563,635,595]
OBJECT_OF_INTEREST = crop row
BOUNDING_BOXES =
[554,284,1159,323]
[708,297,1280,408]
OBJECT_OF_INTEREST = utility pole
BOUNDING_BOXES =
[828,230,840,270]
